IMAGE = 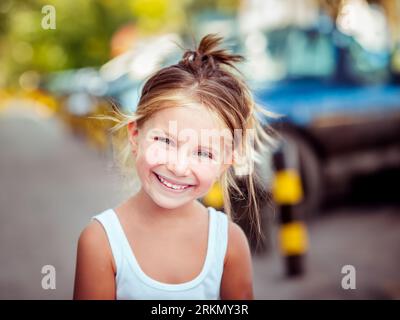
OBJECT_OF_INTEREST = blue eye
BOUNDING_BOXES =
[198,150,213,159]
[154,136,171,145]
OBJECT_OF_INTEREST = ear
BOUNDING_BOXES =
[127,121,139,155]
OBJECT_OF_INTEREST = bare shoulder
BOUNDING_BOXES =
[77,219,115,271]
[224,220,251,265]
[220,219,254,300]
[79,219,104,240]
[78,220,106,249]
[73,219,116,299]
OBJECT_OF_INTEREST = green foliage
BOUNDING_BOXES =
[1,0,133,85]
[0,0,239,86]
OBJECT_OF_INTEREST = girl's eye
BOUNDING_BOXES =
[154,136,171,145]
[197,150,213,159]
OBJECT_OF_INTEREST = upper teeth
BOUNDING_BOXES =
[158,175,189,190]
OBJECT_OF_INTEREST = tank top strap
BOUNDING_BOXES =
[91,209,127,271]
[207,207,229,267]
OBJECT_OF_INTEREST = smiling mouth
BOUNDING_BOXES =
[153,172,194,191]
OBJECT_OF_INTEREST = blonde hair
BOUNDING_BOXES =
[99,34,276,242]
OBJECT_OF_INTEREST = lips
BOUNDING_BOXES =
[153,172,194,191]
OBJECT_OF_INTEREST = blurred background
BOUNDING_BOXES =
[0,0,399,299]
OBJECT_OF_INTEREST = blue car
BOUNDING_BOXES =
[254,25,400,217]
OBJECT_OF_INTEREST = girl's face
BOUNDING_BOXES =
[128,104,233,209]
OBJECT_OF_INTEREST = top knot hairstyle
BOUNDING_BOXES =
[102,34,275,244]
[179,34,243,76]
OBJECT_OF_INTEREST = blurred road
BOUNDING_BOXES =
[1,106,399,299]
[254,205,400,299]
[0,105,128,299]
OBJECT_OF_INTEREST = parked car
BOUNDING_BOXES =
[254,25,400,217]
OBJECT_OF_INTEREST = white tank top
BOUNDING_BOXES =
[92,206,228,300]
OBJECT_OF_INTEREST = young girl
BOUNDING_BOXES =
[73,34,273,300]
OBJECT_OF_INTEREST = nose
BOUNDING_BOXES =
[166,146,190,176]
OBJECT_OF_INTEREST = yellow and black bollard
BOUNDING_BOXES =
[272,141,309,277]
[202,181,224,211]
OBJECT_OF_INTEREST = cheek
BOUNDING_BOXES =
[192,163,221,188]
[139,143,169,167]
[134,154,149,175]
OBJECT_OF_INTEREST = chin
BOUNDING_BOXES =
[147,191,193,209]
[152,196,191,209]
[156,202,182,210]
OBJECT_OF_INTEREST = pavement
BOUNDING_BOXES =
[0,107,399,299]
[253,205,400,299]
